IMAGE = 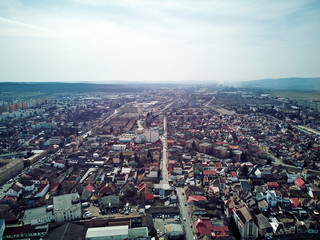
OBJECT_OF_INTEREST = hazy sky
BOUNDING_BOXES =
[0,0,319,83]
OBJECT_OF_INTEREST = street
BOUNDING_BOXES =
[160,117,169,184]
[176,187,195,240]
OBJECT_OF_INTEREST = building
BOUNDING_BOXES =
[85,225,129,240]
[144,130,159,143]
[163,224,184,239]
[233,206,259,240]
[53,193,82,223]
[112,144,126,151]
[23,206,55,225]
[128,227,149,240]
[0,159,24,185]
[0,219,4,240]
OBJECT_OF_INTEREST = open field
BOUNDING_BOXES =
[0,92,49,99]
[271,91,320,101]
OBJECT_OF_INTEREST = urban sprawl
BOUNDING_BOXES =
[0,87,320,240]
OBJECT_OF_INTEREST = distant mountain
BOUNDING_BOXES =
[0,82,182,94]
[237,78,320,90]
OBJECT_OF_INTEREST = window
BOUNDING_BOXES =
[249,221,253,236]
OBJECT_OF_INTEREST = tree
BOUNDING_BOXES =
[267,158,272,165]
[120,152,124,162]
[242,164,249,176]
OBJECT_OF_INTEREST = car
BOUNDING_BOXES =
[183,217,186,221]
[185,203,187,206]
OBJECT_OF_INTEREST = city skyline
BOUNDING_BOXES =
[1,0,320,83]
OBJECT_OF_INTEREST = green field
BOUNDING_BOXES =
[271,91,320,101]
[0,92,49,99]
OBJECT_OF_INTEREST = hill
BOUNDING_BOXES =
[237,78,320,90]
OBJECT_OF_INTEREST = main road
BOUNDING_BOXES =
[160,117,168,184]
[176,187,195,240]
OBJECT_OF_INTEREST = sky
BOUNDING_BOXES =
[0,0,319,83]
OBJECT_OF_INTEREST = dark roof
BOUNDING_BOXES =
[149,206,180,214]
[46,222,85,240]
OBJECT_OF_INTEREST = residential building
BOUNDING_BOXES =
[53,193,82,223]
[233,206,259,240]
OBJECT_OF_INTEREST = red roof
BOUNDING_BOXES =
[36,184,49,194]
[187,195,207,203]
[86,184,95,192]
[2,196,17,202]
[203,170,217,176]
[194,219,213,238]
[290,197,301,208]
[138,183,145,192]
[145,193,154,201]
[268,182,280,189]
[4,226,23,236]
[212,226,230,237]
[49,183,60,192]
[231,171,237,177]
[220,178,226,183]
[295,179,305,187]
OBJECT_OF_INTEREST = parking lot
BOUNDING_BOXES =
[153,216,181,236]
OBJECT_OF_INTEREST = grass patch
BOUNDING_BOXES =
[271,91,320,101]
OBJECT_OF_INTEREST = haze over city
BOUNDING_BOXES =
[1,0,320,83]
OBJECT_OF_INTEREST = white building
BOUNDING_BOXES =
[53,193,82,223]
[233,206,259,240]
[23,206,55,225]
[86,225,129,240]
[144,130,159,143]
[112,144,126,151]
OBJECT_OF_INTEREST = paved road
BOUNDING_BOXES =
[137,119,144,131]
[82,109,118,139]
[176,187,194,240]
[160,117,168,184]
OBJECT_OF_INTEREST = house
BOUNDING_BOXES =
[203,170,217,179]
[99,195,120,213]
[258,199,268,211]
[194,218,213,238]
[153,184,174,200]
[6,183,24,197]
[34,184,50,198]
[208,185,220,200]
[49,183,60,196]
[81,183,95,201]
[145,193,154,203]
[163,224,184,239]
[308,185,320,199]
[256,213,273,238]
[211,226,230,238]
[99,183,117,196]
[286,172,299,183]
[53,193,82,223]
[66,174,81,185]
[295,179,305,188]
[187,195,207,206]
[20,180,35,192]
[282,219,296,235]
[233,206,259,240]
[290,198,302,208]
[270,217,284,236]
[267,182,280,190]
[185,185,206,196]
